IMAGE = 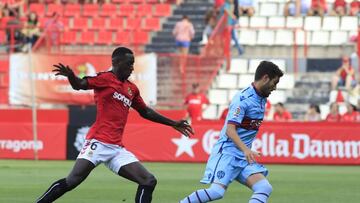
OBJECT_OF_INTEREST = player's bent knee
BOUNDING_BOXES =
[252,179,273,195]
[142,174,157,187]
[208,183,226,200]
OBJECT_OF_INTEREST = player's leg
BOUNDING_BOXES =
[36,159,95,203]
[180,153,238,202]
[117,161,157,203]
[246,173,273,203]
[179,183,226,203]
[105,146,156,203]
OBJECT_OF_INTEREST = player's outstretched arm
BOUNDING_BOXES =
[138,107,194,137]
[52,63,88,90]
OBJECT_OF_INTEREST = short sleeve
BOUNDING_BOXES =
[131,87,147,111]
[201,94,209,105]
[227,97,247,126]
[84,73,109,89]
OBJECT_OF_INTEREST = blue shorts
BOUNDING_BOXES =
[338,78,357,88]
[176,40,191,48]
[200,152,268,186]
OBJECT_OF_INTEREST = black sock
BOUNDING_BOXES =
[36,178,69,203]
[135,185,155,203]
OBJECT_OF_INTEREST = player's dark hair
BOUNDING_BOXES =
[254,61,283,81]
[111,47,134,65]
[276,102,284,107]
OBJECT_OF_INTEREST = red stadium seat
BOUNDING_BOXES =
[60,31,77,45]
[38,17,51,28]
[46,4,64,17]
[118,4,135,17]
[115,31,131,45]
[0,72,9,88]
[143,17,160,31]
[154,4,171,17]
[0,88,9,104]
[107,18,124,31]
[136,4,153,17]
[90,18,106,31]
[0,30,6,44]
[79,31,95,45]
[72,17,88,31]
[0,17,11,28]
[29,4,45,16]
[132,31,148,45]
[64,4,81,17]
[96,31,113,45]
[99,4,117,18]
[59,17,70,29]
[125,17,142,30]
[82,4,100,17]
[0,60,8,73]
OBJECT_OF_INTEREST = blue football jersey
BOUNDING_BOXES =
[214,85,267,159]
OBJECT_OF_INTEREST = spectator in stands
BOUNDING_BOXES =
[21,12,41,47]
[173,15,195,73]
[330,0,347,16]
[201,8,218,45]
[44,12,64,47]
[284,0,311,16]
[0,0,25,17]
[304,103,321,121]
[349,0,360,16]
[238,0,255,16]
[308,0,327,16]
[273,102,292,121]
[331,56,357,90]
[341,102,359,122]
[173,15,195,56]
[184,83,210,122]
[221,0,244,55]
[325,102,341,122]
[5,12,23,52]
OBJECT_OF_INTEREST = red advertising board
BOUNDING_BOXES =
[122,121,360,165]
[0,109,68,160]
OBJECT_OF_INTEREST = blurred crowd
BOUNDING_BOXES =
[185,79,360,122]
[284,0,360,17]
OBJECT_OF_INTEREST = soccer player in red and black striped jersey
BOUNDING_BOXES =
[36,47,194,203]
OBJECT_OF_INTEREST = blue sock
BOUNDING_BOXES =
[180,183,226,203]
[249,179,273,203]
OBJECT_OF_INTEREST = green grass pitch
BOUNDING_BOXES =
[0,160,359,203]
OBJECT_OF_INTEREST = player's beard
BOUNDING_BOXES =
[260,83,272,97]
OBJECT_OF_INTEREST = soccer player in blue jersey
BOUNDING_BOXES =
[180,61,283,203]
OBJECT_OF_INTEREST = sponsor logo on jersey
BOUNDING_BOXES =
[113,92,132,107]
[240,117,263,130]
